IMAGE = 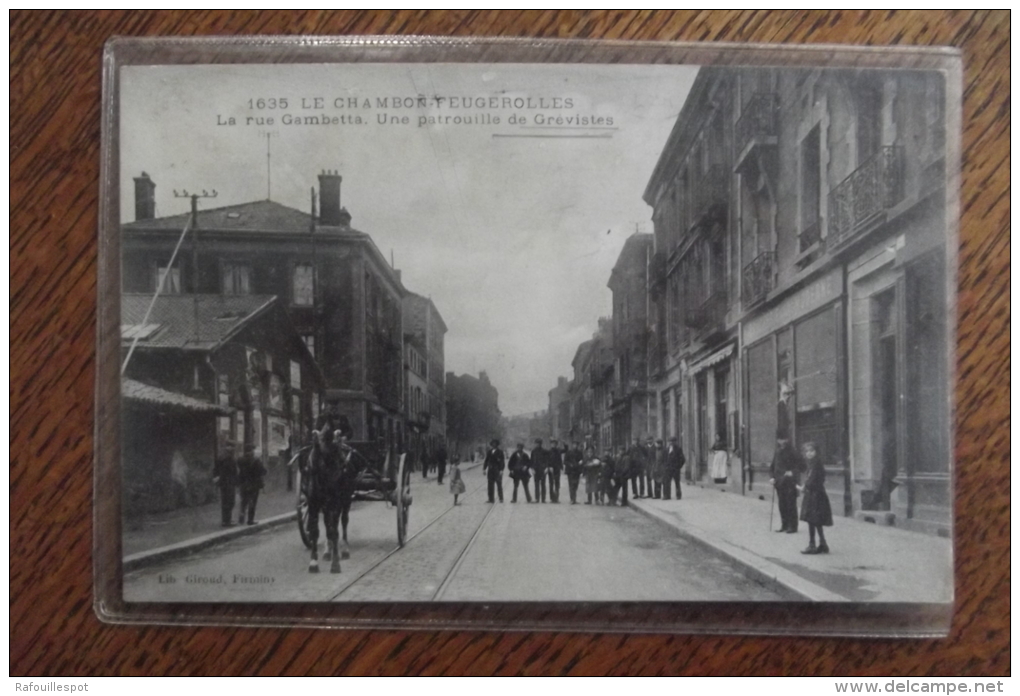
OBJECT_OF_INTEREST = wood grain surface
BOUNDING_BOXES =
[10,10,1010,676]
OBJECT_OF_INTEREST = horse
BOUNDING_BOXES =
[305,428,362,574]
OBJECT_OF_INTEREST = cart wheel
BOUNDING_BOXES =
[296,468,312,549]
[396,453,410,547]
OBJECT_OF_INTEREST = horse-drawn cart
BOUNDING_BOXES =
[290,440,413,553]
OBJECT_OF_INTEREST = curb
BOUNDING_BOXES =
[627,499,846,602]
[123,510,297,572]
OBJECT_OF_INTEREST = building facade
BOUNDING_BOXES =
[445,371,502,458]
[121,294,322,514]
[608,234,653,451]
[548,376,571,442]
[403,292,448,456]
[123,171,406,450]
[644,67,950,532]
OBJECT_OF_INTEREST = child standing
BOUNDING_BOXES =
[798,442,833,554]
[449,454,466,505]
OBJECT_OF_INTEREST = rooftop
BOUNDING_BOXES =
[122,199,367,239]
[122,378,232,415]
[121,294,276,351]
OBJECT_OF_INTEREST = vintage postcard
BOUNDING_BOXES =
[108,49,956,615]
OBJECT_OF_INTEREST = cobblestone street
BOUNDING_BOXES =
[124,463,788,603]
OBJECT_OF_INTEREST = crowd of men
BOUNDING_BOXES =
[480,436,686,506]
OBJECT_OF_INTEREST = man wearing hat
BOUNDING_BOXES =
[564,441,584,504]
[529,438,549,503]
[508,442,532,503]
[663,435,686,500]
[237,443,267,525]
[547,438,563,503]
[212,440,239,527]
[628,437,648,499]
[770,434,804,533]
[482,438,506,503]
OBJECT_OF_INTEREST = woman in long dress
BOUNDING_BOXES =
[709,435,729,484]
[449,455,466,505]
[798,441,833,554]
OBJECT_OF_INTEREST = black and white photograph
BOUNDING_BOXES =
[112,57,955,607]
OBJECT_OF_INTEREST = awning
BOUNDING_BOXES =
[685,343,735,375]
[122,378,233,415]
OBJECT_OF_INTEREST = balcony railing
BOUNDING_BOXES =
[685,290,728,334]
[828,146,905,248]
[735,93,779,162]
[742,251,775,309]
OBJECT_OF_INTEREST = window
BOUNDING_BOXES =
[290,359,301,389]
[301,334,315,359]
[800,125,821,238]
[155,263,181,294]
[293,263,315,306]
[222,263,251,295]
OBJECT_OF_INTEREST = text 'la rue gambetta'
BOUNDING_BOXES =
[216,94,614,129]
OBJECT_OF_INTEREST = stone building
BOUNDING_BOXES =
[643,67,950,532]
[121,294,322,514]
[445,371,502,458]
[547,376,571,443]
[607,233,653,451]
[403,292,448,456]
[122,170,406,450]
[644,69,741,486]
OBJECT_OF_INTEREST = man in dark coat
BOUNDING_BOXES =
[212,441,239,527]
[663,436,686,500]
[612,446,631,506]
[547,438,563,503]
[508,442,532,503]
[530,438,548,503]
[650,438,666,499]
[435,442,448,485]
[482,438,506,503]
[565,442,584,504]
[629,438,648,498]
[237,444,266,525]
[770,436,805,533]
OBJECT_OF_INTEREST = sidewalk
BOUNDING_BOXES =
[629,484,953,603]
[123,459,485,570]
[123,486,297,558]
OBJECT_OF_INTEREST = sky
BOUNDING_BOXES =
[120,63,697,416]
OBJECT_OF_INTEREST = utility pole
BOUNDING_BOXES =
[260,131,277,200]
[173,188,218,343]
[122,187,216,375]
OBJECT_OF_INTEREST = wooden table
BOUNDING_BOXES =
[10,10,1010,676]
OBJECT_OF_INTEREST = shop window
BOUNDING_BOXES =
[747,339,777,467]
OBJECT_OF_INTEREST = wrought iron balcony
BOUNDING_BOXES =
[742,251,775,309]
[735,93,779,169]
[828,146,905,248]
[685,290,728,334]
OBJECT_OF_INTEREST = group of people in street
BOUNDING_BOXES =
[212,441,267,528]
[416,442,449,485]
[479,436,687,507]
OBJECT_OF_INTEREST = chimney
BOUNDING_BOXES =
[318,169,343,226]
[134,172,156,220]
